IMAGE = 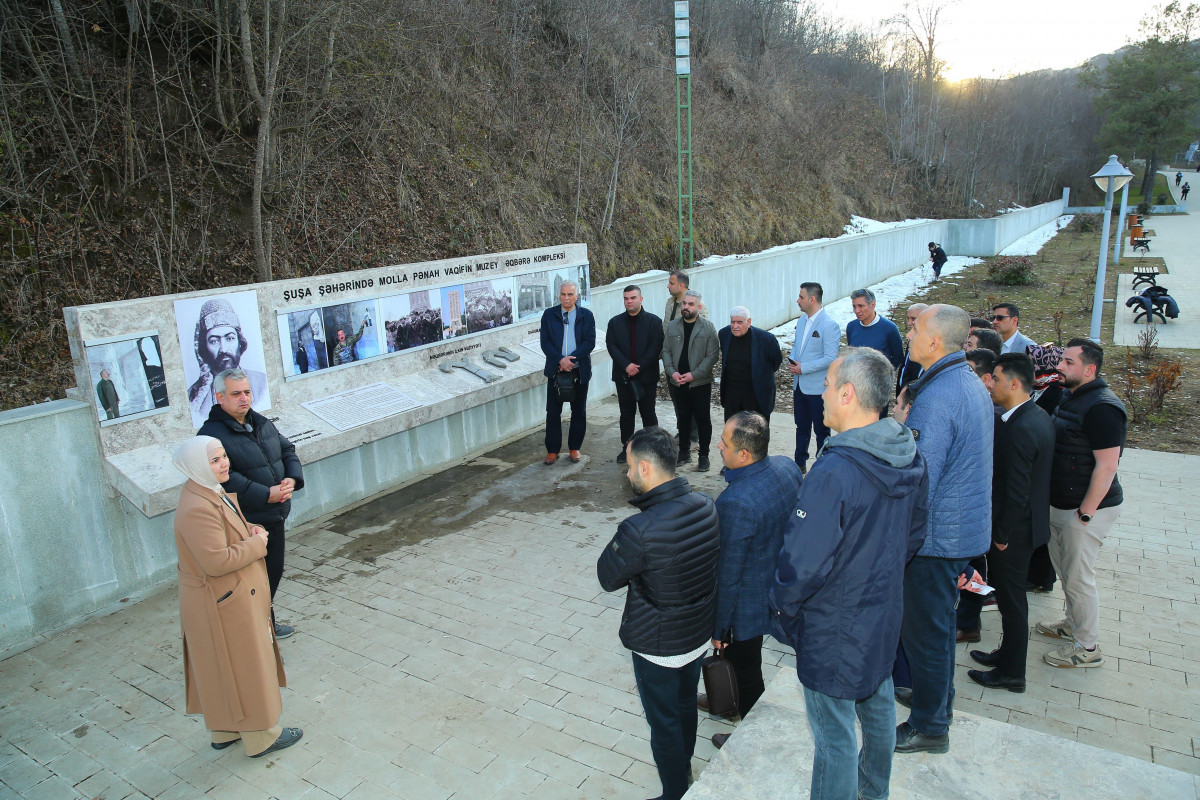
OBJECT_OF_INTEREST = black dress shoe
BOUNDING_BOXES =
[894,687,953,722]
[969,648,1002,667]
[711,732,730,749]
[894,721,949,754]
[967,669,1026,692]
[210,738,239,751]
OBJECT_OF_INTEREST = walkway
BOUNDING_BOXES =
[1114,170,1196,348]
[1,402,1198,799]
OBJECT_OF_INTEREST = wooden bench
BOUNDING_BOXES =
[1131,237,1152,256]
[1131,264,1160,289]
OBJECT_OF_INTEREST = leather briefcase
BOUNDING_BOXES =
[701,648,739,718]
[555,370,578,402]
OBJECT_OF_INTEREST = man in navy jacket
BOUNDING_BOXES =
[707,412,804,747]
[540,280,596,464]
[717,306,783,420]
[772,348,927,800]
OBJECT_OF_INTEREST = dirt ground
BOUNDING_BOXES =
[750,223,1198,454]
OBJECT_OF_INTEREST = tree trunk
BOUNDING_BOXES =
[49,0,85,89]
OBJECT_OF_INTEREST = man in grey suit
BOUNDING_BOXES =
[992,303,1035,355]
[662,290,720,472]
[788,282,841,473]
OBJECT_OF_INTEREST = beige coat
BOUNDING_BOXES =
[175,481,286,732]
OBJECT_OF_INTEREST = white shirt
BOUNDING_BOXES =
[1000,331,1021,353]
[800,307,824,345]
[1001,398,1030,422]
[861,313,880,327]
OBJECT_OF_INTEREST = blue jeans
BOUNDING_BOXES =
[793,388,830,467]
[632,653,703,800]
[901,556,968,736]
[804,677,895,800]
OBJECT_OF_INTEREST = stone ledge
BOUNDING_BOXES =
[686,670,1197,799]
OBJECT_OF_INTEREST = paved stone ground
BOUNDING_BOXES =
[1,403,1197,800]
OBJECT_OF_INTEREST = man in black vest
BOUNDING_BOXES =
[968,354,1054,691]
[1036,339,1126,669]
[598,427,720,800]
[199,368,305,639]
[606,285,664,463]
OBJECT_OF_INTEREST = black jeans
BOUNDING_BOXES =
[675,383,712,456]
[545,377,589,453]
[723,635,765,716]
[632,653,703,800]
[616,378,658,445]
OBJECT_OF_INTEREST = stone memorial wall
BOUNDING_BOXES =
[64,244,592,517]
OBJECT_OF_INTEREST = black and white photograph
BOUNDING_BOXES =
[515,268,575,321]
[441,285,466,338]
[321,300,381,367]
[279,307,331,376]
[464,278,514,334]
[85,333,171,424]
[575,263,591,306]
[174,290,271,428]
[380,289,445,352]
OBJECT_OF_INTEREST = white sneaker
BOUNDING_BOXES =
[1044,642,1103,668]
[1035,619,1073,640]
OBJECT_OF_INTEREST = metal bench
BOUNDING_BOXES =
[1131,237,1152,255]
[1131,264,1160,289]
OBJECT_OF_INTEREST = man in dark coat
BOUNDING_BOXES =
[606,285,664,464]
[717,306,783,420]
[539,280,596,464]
[707,412,804,748]
[928,242,948,280]
[968,353,1054,692]
[96,369,120,419]
[598,426,720,800]
[772,348,927,800]
[198,368,305,639]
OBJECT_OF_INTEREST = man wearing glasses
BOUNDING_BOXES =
[540,281,596,465]
[991,303,1035,355]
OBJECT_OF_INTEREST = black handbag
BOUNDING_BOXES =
[701,647,739,718]
[555,370,579,402]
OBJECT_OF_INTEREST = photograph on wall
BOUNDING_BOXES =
[515,268,577,320]
[85,334,170,423]
[321,300,381,367]
[440,285,466,338]
[379,289,444,353]
[279,307,332,376]
[575,263,591,306]
[464,278,514,334]
[174,289,271,428]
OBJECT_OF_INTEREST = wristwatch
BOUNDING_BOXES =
[1077,510,1093,523]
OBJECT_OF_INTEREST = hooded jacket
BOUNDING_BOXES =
[771,419,928,700]
[597,476,721,657]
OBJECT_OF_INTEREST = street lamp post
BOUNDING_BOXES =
[1089,155,1134,342]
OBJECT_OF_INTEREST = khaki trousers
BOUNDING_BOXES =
[1046,505,1121,649]
[211,725,283,757]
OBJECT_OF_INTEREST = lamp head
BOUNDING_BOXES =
[1092,155,1133,193]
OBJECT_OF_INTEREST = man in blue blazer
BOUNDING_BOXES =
[787,282,841,473]
[539,281,596,464]
[717,306,783,420]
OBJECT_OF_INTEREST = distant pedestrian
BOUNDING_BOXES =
[928,242,948,280]
[1182,182,1190,201]
[598,427,720,800]
[1176,171,1183,187]
[718,306,784,420]
[772,348,928,800]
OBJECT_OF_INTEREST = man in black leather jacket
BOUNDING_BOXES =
[598,426,720,800]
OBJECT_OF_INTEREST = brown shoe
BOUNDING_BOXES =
[711,733,730,749]
[697,693,710,712]
[569,450,581,462]
[956,629,981,644]
[543,453,558,465]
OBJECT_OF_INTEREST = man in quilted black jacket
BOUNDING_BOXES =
[598,426,720,800]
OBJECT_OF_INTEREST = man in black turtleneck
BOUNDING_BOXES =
[607,285,664,464]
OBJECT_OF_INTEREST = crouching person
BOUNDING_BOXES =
[771,348,928,800]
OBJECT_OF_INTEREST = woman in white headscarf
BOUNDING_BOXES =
[172,435,303,758]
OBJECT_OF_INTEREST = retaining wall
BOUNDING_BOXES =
[0,200,1063,655]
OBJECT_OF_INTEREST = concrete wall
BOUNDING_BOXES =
[1,201,1062,655]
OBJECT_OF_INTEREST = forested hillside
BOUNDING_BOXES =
[1,0,1105,408]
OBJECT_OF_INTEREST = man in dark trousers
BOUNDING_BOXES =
[968,353,1054,692]
[662,290,720,472]
[606,285,664,464]
[539,280,596,465]
[199,368,305,639]
[718,306,783,421]
[662,270,706,448]
[706,412,804,748]
[928,242,948,280]
[846,290,904,371]
[96,369,120,419]
[788,282,840,473]
[772,348,927,800]
[1037,339,1126,669]
[598,427,720,800]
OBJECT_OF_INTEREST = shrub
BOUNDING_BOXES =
[1157,193,1170,204]
[1137,200,1152,215]
[986,256,1036,285]
[1066,214,1099,234]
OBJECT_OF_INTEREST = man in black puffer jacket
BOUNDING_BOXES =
[598,426,720,800]
[199,368,305,639]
